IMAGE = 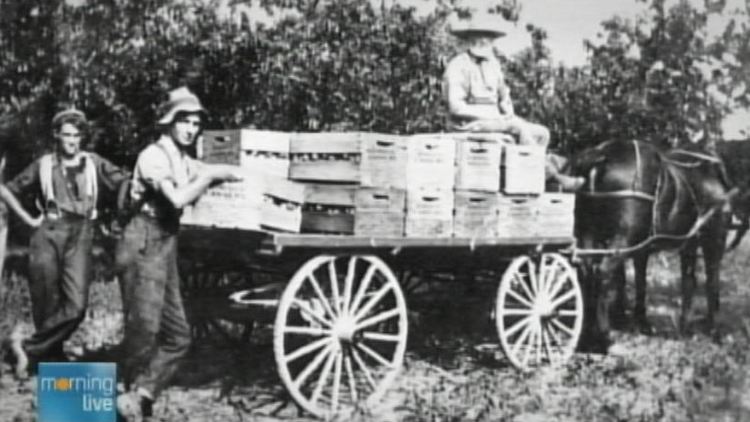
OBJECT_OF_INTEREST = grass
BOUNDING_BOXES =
[1,242,750,421]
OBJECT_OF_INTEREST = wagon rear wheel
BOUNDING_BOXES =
[274,255,408,419]
[496,253,583,370]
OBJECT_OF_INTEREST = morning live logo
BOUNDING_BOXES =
[38,362,116,422]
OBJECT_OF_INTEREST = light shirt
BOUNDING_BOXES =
[443,51,513,128]
[131,135,202,217]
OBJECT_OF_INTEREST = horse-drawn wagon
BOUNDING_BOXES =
[175,129,586,418]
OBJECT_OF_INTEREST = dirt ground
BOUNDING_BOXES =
[2,243,750,421]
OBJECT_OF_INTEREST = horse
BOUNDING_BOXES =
[569,139,732,352]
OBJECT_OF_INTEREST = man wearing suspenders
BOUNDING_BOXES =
[115,87,241,421]
[1,108,129,377]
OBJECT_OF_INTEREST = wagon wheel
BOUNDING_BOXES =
[274,255,408,419]
[496,253,583,370]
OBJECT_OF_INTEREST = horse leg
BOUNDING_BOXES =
[633,252,653,334]
[701,223,726,333]
[679,241,698,334]
[609,262,628,329]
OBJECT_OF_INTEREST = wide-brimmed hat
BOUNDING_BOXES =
[52,108,87,128]
[157,87,207,125]
[449,14,507,37]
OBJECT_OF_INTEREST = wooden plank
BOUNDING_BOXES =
[268,233,575,249]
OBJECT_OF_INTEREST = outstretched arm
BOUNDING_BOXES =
[0,184,42,227]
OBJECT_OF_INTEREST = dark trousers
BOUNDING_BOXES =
[24,216,94,362]
[116,214,190,398]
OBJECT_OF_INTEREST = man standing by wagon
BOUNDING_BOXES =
[443,13,584,191]
[2,108,130,377]
[115,87,241,421]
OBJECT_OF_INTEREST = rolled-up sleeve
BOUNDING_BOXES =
[91,153,131,193]
[135,146,175,192]
[5,160,40,196]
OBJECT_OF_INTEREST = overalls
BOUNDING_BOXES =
[6,152,128,364]
[116,138,193,398]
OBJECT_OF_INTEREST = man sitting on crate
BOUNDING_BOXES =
[443,13,585,191]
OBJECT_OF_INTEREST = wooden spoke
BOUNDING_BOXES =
[501,308,534,316]
[356,308,400,331]
[285,337,331,364]
[292,299,332,328]
[307,273,338,320]
[331,350,343,414]
[349,264,377,316]
[342,257,357,316]
[310,345,337,406]
[328,260,342,315]
[361,332,402,342]
[344,353,358,403]
[356,342,394,368]
[351,347,377,390]
[293,342,335,389]
[525,259,539,295]
[504,316,533,339]
[284,326,331,336]
[550,289,577,310]
[353,283,392,322]
[513,273,536,304]
[506,288,534,309]
[550,317,576,338]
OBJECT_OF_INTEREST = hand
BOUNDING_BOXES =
[27,215,43,228]
[459,119,500,132]
[207,165,244,183]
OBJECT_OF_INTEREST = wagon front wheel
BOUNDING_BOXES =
[496,253,583,370]
[274,255,408,419]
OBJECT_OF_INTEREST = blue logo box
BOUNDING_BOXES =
[38,362,117,422]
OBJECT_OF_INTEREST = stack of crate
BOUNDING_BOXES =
[183,129,305,232]
[354,135,408,237]
[288,132,359,234]
[452,133,502,238]
[404,134,456,237]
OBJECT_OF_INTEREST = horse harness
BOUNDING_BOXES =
[575,140,734,257]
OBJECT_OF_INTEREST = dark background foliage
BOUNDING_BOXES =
[0,0,748,169]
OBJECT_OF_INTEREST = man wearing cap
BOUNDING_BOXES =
[1,108,130,377]
[115,87,241,421]
[443,14,584,191]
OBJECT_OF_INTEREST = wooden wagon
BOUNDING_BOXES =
[177,225,583,419]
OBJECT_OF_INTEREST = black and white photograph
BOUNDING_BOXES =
[0,0,749,420]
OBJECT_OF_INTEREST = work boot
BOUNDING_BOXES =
[117,390,154,422]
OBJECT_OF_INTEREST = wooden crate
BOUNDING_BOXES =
[354,187,406,237]
[453,191,499,238]
[455,136,501,192]
[359,134,407,188]
[301,184,356,234]
[537,193,575,237]
[405,188,454,237]
[260,176,306,233]
[502,144,546,195]
[496,195,538,238]
[181,168,264,230]
[406,134,456,190]
[288,132,361,182]
[200,129,290,176]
